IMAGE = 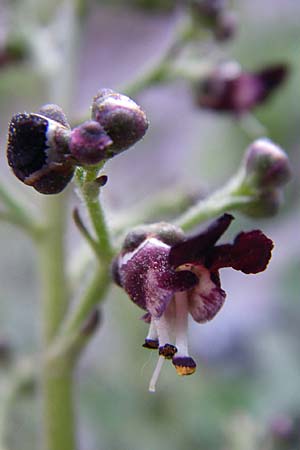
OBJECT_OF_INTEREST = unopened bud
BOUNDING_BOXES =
[190,0,226,23]
[122,222,184,253]
[69,120,113,165]
[214,11,237,41]
[37,104,70,128]
[91,89,149,154]
[240,190,282,218]
[7,110,74,194]
[244,138,292,190]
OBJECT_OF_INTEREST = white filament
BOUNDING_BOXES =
[154,314,170,347]
[146,318,158,341]
[174,291,189,356]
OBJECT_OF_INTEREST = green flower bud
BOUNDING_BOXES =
[91,89,149,154]
[240,190,282,218]
[244,138,292,190]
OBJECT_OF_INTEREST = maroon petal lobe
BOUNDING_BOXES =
[118,240,190,318]
[188,266,226,323]
[169,214,234,268]
[256,64,288,101]
[206,230,274,274]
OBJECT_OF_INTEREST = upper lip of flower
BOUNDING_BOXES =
[114,213,273,391]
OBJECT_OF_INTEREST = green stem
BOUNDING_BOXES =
[38,194,75,450]
[174,172,253,232]
[76,167,114,261]
[42,361,76,450]
[39,195,69,342]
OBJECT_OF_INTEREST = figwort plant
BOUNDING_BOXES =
[0,1,292,450]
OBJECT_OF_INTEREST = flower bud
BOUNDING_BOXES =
[37,103,70,128]
[244,138,292,190]
[69,120,113,165]
[122,222,184,253]
[7,109,74,194]
[214,11,237,41]
[91,89,149,154]
[190,0,226,24]
[240,190,282,218]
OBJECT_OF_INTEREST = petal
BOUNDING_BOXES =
[188,266,226,323]
[118,239,190,318]
[169,214,234,267]
[158,270,198,291]
[206,230,274,274]
[256,64,288,101]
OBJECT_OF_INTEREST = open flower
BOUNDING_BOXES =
[195,62,288,115]
[112,214,273,391]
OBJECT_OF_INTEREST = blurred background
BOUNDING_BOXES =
[0,1,300,449]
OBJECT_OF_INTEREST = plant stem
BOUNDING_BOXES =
[39,195,69,342]
[76,167,114,261]
[174,172,252,231]
[38,194,75,450]
[42,360,76,450]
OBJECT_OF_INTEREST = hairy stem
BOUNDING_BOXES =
[38,194,75,450]
[174,172,253,231]
[42,360,76,450]
[39,195,69,342]
[76,167,114,260]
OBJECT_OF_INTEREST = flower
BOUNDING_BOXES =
[6,91,149,194]
[7,105,74,194]
[195,62,288,115]
[112,214,273,391]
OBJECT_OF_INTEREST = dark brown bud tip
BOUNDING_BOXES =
[81,309,101,336]
[91,89,149,154]
[7,112,73,194]
[69,120,113,165]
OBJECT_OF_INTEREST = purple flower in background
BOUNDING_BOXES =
[112,214,273,391]
[196,62,288,115]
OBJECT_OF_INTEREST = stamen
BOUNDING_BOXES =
[159,344,177,359]
[154,314,170,347]
[173,291,197,376]
[143,318,159,349]
[148,356,165,393]
[174,291,189,355]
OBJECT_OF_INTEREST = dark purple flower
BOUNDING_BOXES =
[112,214,273,391]
[195,62,288,115]
[7,107,74,194]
